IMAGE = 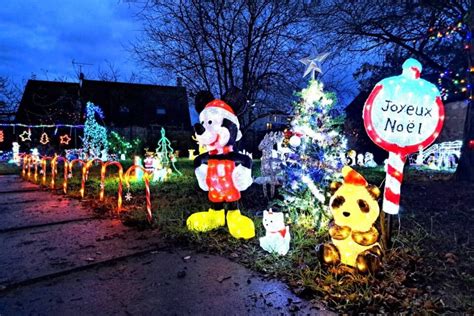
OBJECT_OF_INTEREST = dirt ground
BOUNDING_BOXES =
[394,176,474,312]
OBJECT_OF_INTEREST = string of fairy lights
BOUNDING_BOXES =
[426,20,473,100]
[0,123,83,145]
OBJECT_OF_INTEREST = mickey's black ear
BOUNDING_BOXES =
[222,86,246,114]
[222,118,238,146]
[195,90,214,113]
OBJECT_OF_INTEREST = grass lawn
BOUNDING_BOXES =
[0,162,21,175]
[6,159,473,313]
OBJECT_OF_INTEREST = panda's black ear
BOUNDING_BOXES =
[195,90,214,113]
[222,86,246,114]
[367,184,381,200]
[330,181,342,194]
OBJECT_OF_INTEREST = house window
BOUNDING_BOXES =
[266,122,272,130]
[156,106,166,115]
[120,106,129,114]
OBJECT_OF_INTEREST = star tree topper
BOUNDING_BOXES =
[299,52,330,79]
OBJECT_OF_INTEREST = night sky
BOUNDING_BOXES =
[0,0,360,109]
[0,0,142,85]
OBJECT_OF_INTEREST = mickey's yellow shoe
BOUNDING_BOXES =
[187,209,225,232]
[226,210,255,240]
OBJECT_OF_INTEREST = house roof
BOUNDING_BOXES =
[15,79,191,129]
[15,80,81,125]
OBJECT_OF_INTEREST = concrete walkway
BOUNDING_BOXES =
[0,174,331,315]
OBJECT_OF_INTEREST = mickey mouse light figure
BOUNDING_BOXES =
[187,91,255,239]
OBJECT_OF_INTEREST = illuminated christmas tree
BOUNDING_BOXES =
[108,131,132,159]
[155,127,182,177]
[277,79,346,229]
[83,102,108,159]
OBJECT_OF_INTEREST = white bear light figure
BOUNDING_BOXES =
[364,152,378,167]
[11,142,20,165]
[259,209,290,256]
[357,153,364,166]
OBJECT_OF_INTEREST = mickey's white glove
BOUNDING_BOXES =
[195,164,209,191]
[232,164,252,191]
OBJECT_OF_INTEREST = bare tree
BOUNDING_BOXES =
[97,60,122,82]
[0,76,22,122]
[131,0,313,131]
[310,0,474,180]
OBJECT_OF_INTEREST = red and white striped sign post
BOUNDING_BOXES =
[363,58,445,245]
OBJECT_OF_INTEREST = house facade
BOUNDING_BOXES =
[10,77,192,153]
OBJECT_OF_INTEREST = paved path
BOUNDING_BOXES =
[0,174,331,315]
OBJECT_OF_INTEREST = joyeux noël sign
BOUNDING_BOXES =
[363,58,444,215]
[364,58,444,157]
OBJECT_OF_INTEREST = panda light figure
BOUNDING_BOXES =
[187,91,255,239]
[317,166,383,274]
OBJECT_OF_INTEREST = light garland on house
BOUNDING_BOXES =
[0,123,84,128]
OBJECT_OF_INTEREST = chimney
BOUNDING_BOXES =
[177,76,182,87]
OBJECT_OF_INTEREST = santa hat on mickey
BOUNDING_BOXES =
[203,99,242,140]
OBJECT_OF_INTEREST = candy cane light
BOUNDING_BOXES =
[51,155,69,193]
[40,156,53,186]
[100,161,124,212]
[124,165,153,223]
[69,159,87,198]
[80,158,105,197]
[27,156,33,180]
[34,158,39,183]
[85,158,105,180]
[29,149,40,181]
[21,154,30,178]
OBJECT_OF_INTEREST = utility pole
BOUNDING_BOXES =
[71,59,93,81]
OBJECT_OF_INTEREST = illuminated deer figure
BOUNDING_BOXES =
[257,131,284,198]
[124,165,153,223]
[69,159,87,198]
[51,155,69,193]
[40,156,53,186]
[100,161,124,212]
